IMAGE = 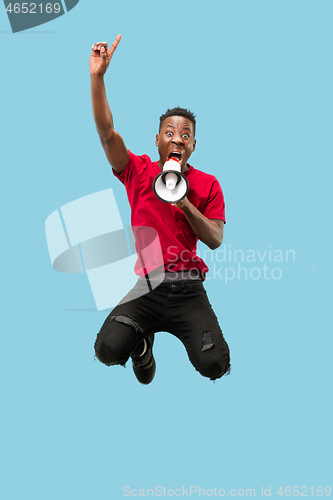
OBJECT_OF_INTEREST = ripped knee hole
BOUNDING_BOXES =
[111,315,143,334]
[201,330,215,352]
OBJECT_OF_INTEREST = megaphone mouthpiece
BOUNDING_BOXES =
[163,158,181,172]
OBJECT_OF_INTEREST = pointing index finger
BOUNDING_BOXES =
[108,34,122,57]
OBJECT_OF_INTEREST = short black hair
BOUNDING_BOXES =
[159,107,196,136]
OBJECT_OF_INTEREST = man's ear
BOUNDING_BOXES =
[193,139,196,151]
[155,133,159,146]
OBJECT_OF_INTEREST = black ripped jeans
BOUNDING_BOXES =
[94,279,230,380]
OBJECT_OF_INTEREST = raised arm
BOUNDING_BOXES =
[90,35,129,173]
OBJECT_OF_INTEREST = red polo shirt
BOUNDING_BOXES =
[113,151,226,280]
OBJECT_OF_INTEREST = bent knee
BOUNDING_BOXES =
[94,337,126,366]
[197,352,231,380]
[94,314,143,366]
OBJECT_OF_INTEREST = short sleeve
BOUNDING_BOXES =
[112,150,149,186]
[203,179,226,223]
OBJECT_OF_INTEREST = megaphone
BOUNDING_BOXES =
[152,158,189,203]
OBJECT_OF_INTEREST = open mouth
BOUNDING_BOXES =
[168,152,182,161]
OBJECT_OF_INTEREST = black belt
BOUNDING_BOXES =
[139,270,202,283]
[163,271,202,281]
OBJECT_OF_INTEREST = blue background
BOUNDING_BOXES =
[1,1,332,498]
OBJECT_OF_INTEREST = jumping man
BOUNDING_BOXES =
[90,35,230,384]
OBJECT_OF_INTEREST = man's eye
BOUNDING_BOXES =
[183,134,189,138]
[166,131,173,136]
